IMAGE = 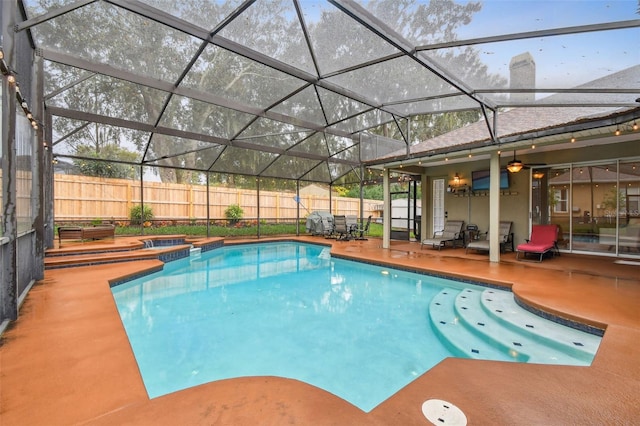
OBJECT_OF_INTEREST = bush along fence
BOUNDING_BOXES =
[54,174,381,224]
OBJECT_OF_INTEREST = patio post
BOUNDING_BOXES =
[489,151,501,262]
[382,168,390,249]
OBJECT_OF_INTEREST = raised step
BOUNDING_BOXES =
[45,245,191,269]
[479,289,601,362]
[429,289,520,362]
[430,287,600,366]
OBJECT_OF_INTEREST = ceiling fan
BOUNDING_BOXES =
[506,150,525,173]
[506,150,546,173]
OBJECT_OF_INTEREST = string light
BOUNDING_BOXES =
[0,48,41,131]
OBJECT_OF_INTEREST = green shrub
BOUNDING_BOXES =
[130,204,154,225]
[224,204,244,225]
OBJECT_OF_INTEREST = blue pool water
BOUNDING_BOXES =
[111,242,600,412]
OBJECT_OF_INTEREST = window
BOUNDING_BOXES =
[554,188,568,213]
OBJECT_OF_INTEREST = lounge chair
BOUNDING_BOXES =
[466,221,514,254]
[421,220,465,250]
[333,215,352,241]
[516,224,560,261]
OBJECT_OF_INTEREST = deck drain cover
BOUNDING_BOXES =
[422,399,467,425]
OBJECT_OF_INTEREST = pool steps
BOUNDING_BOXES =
[429,287,601,366]
[44,236,222,269]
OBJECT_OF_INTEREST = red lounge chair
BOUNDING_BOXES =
[516,224,560,261]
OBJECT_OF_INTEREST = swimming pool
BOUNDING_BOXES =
[111,241,601,412]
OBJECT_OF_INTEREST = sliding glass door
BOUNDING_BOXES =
[537,159,640,257]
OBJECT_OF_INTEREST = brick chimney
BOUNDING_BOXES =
[509,52,535,103]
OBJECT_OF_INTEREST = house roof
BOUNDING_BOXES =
[373,65,640,164]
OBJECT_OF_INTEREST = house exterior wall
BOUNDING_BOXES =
[418,139,639,249]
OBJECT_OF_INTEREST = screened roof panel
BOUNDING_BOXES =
[46,73,171,125]
[20,0,640,185]
[158,95,257,139]
[181,43,308,110]
[327,161,358,183]
[217,0,318,76]
[358,0,636,46]
[137,0,245,32]
[236,117,309,139]
[390,95,481,116]
[421,28,640,96]
[270,86,327,126]
[51,118,147,163]
[30,1,202,83]
[324,134,358,156]
[146,144,225,171]
[359,133,407,162]
[145,134,223,162]
[299,162,329,183]
[235,132,314,150]
[316,87,374,124]
[300,0,402,75]
[325,56,462,105]
[327,109,395,134]
[43,62,94,98]
[333,168,363,186]
[331,144,360,163]
[288,133,330,157]
[210,146,279,175]
[261,155,323,180]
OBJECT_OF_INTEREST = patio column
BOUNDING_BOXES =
[1,0,18,323]
[382,168,390,249]
[421,169,428,243]
[489,151,501,262]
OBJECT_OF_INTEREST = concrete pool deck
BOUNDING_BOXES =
[1,236,639,424]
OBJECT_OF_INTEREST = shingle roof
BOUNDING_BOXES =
[403,65,640,158]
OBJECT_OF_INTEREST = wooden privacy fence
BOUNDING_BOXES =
[54,174,381,222]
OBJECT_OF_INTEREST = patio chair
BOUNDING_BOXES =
[345,215,358,239]
[321,215,336,239]
[421,220,465,250]
[516,224,560,261]
[352,215,372,240]
[333,215,352,241]
[466,221,514,254]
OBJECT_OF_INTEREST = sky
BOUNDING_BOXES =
[456,0,640,87]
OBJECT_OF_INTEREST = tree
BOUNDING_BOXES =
[75,144,138,178]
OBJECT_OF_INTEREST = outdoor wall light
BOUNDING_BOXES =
[448,173,467,193]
